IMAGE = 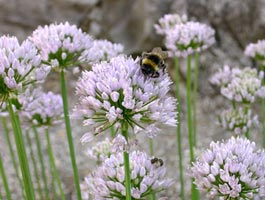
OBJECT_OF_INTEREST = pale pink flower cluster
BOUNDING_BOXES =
[191,137,265,199]
[81,150,173,199]
[218,107,258,135]
[154,13,188,35]
[0,36,50,98]
[165,21,215,57]
[245,40,265,60]
[29,22,93,69]
[82,39,124,66]
[211,66,265,103]
[19,87,63,126]
[86,137,112,162]
[74,55,177,142]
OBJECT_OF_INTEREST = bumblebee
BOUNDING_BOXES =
[151,157,164,167]
[140,47,168,78]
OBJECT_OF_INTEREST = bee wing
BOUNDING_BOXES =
[152,47,168,59]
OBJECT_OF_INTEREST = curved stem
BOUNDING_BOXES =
[186,55,199,200]
[0,156,12,200]
[193,53,199,147]
[33,127,49,199]
[2,117,25,199]
[174,57,185,200]
[26,131,43,200]
[7,99,36,200]
[121,122,131,200]
[45,128,66,200]
[60,69,82,200]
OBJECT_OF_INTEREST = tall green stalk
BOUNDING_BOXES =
[148,138,156,200]
[60,69,82,200]
[0,156,12,200]
[121,122,131,200]
[26,131,43,200]
[33,127,49,199]
[174,57,185,200]
[193,53,199,147]
[45,128,66,200]
[262,67,265,147]
[7,99,36,200]
[2,117,25,198]
[186,55,199,200]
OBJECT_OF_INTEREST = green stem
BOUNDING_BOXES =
[7,99,36,200]
[262,67,265,147]
[186,55,194,164]
[121,122,131,200]
[186,55,199,200]
[193,53,199,147]
[0,156,12,200]
[110,126,115,138]
[60,69,82,200]
[26,131,43,200]
[2,117,25,199]
[148,138,154,156]
[243,106,250,139]
[46,129,65,200]
[45,128,66,200]
[33,127,49,199]
[174,57,185,200]
[148,138,156,200]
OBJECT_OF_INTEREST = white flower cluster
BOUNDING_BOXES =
[74,55,177,142]
[211,66,265,103]
[245,40,265,61]
[82,39,124,66]
[0,36,50,98]
[191,137,265,199]
[29,22,93,69]
[154,13,188,35]
[81,150,173,199]
[218,107,258,135]
[165,21,215,57]
[19,87,63,126]
[86,137,112,162]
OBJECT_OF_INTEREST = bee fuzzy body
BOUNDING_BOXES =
[140,47,168,78]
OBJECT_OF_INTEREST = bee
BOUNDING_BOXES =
[140,47,168,78]
[151,157,164,167]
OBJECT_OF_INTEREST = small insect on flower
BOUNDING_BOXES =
[151,157,164,167]
[140,47,168,78]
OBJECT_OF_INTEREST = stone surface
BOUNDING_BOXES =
[0,0,264,199]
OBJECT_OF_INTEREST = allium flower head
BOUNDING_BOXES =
[82,39,124,66]
[191,137,265,199]
[86,134,132,164]
[19,87,63,126]
[86,137,112,162]
[245,40,265,61]
[74,55,177,142]
[154,13,188,35]
[209,65,241,87]
[219,67,265,103]
[165,21,215,57]
[29,22,93,70]
[0,36,50,100]
[81,150,173,199]
[218,107,258,135]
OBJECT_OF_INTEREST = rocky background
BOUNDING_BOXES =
[0,0,265,199]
